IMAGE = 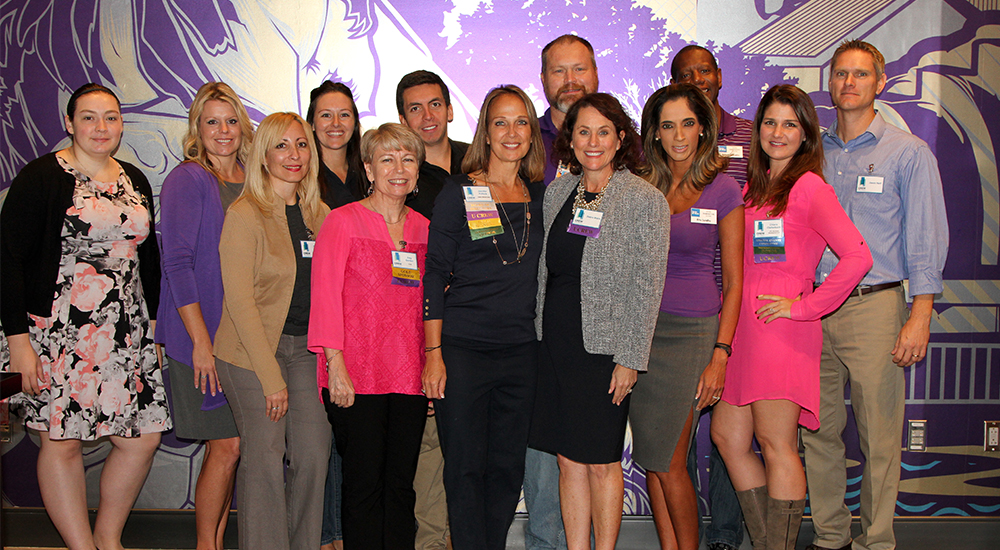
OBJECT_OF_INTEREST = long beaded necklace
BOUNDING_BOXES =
[483,176,531,265]
[573,172,613,211]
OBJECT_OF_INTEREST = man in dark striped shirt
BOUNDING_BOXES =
[670,44,752,550]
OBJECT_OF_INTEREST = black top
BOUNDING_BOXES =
[406,139,470,220]
[319,162,366,210]
[283,203,312,336]
[423,174,544,344]
[0,153,160,335]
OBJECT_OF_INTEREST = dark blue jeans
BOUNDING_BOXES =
[320,442,343,545]
[688,410,744,548]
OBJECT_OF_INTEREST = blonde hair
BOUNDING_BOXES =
[463,85,546,183]
[238,113,325,230]
[831,39,886,79]
[360,123,426,165]
[183,82,254,179]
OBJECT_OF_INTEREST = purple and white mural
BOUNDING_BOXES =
[2,0,998,518]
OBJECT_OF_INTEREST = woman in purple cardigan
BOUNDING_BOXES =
[155,82,253,550]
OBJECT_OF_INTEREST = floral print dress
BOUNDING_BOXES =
[5,157,171,440]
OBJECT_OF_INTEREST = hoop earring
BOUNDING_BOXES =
[367,182,374,196]
[410,185,420,198]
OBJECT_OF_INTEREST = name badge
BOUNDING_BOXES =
[300,240,315,258]
[391,251,420,287]
[567,208,603,238]
[463,186,504,240]
[753,218,785,263]
[718,145,744,159]
[857,175,884,193]
[690,208,717,225]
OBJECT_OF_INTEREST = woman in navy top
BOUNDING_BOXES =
[422,85,545,550]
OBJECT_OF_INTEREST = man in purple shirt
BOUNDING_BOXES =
[538,34,599,184]
[669,43,751,550]
[804,40,948,550]
[524,34,599,550]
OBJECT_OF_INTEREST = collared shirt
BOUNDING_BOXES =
[540,107,560,185]
[406,139,469,220]
[816,112,948,296]
[718,110,753,189]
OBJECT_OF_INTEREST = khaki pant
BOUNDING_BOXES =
[414,410,449,550]
[802,286,908,550]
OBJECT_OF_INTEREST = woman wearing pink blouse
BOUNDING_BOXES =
[309,123,429,549]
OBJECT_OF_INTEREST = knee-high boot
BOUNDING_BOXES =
[734,486,768,549]
[765,496,805,550]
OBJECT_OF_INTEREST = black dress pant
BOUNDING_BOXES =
[326,392,427,550]
[435,337,538,550]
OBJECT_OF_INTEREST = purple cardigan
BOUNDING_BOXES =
[155,162,227,367]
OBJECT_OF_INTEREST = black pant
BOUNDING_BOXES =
[326,392,427,550]
[435,337,538,550]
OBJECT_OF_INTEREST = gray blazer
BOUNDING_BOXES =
[535,169,670,371]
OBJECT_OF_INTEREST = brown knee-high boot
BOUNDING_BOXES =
[766,496,805,550]
[735,486,768,549]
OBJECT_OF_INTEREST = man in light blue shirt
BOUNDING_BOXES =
[803,40,948,550]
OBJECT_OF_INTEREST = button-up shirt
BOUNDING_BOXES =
[718,109,753,189]
[815,112,948,296]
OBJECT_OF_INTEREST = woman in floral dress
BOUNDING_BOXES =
[1,83,170,550]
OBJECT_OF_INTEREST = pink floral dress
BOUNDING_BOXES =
[5,157,171,440]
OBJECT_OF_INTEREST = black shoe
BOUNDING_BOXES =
[707,543,739,550]
[804,542,852,550]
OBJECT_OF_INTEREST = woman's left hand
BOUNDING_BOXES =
[695,349,728,411]
[755,294,800,323]
[609,364,637,406]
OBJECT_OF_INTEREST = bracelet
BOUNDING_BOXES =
[325,350,342,365]
[424,344,442,353]
[713,342,732,357]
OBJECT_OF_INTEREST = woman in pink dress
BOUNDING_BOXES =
[711,85,872,550]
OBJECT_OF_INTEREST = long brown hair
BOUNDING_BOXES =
[640,83,726,195]
[745,85,824,217]
[306,81,367,198]
[462,85,546,183]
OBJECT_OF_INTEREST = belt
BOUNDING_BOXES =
[849,281,902,298]
[814,281,902,297]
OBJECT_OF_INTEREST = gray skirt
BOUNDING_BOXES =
[629,312,718,472]
[166,356,239,441]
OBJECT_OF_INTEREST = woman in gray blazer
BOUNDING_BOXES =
[529,93,670,550]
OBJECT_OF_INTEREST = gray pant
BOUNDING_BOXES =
[216,334,331,550]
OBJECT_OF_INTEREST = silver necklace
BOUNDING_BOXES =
[483,176,531,265]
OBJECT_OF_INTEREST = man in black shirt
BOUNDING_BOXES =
[396,69,467,550]
[398,70,470,221]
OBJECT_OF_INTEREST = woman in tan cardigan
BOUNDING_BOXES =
[214,112,331,550]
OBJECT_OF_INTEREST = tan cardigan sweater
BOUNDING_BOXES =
[214,193,329,396]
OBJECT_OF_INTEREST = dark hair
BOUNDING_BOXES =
[541,34,596,73]
[640,83,726,195]
[395,70,450,116]
[66,83,120,119]
[745,85,824,217]
[462,85,546,183]
[669,44,717,81]
[306,81,366,199]
[553,93,643,176]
